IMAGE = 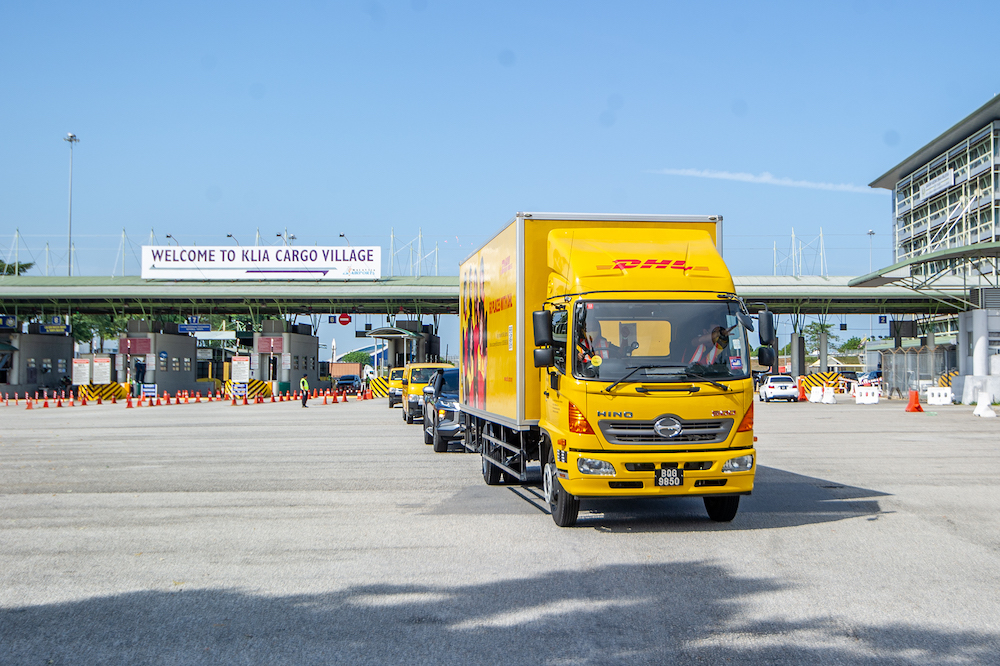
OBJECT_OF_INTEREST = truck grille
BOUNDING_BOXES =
[599,416,733,445]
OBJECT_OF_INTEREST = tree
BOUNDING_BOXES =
[802,322,839,353]
[70,314,129,351]
[340,351,373,365]
[0,260,34,275]
[838,336,863,353]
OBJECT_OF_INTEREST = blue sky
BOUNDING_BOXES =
[3,1,1000,355]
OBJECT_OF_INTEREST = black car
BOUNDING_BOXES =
[336,374,362,394]
[423,368,464,452]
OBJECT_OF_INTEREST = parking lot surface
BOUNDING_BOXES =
[1,397,999,664]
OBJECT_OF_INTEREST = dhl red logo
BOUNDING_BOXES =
[597,258,710,272]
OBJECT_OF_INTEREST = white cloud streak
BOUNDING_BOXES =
[650,168,885,195]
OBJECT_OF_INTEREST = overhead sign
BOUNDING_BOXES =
[194,331,236,340]
[72,358,91,385]
[141,245,381,280]
[257,336,284,353]
[0,316,16,329]
[119,337,152,355]
[231,355,250,383]
[40,325,69,335]
[179,323,211,333]
[92,357,112,384]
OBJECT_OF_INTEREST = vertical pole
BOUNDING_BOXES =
[45,243,50,276]
[121,229,126,277]
[14,229,18,276]
[67,138,74,276]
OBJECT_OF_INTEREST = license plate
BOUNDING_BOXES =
[654,467,684,487]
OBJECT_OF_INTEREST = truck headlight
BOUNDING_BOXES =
[577,457,616,476]
[722,455,753,473]
[408,394,420,403]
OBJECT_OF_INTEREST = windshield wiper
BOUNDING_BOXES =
[677,371,730,391]
[603,365,662,393]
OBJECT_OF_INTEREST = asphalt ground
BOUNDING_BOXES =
[1,394,999,665]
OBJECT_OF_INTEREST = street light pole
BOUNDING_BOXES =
[868,229,875,358]
[64,133,79,276]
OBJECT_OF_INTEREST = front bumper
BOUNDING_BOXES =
[555,447,756,498]
[407,396,424,417]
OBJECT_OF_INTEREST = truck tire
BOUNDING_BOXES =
[482,450,502,485]
[543,447,579,527]
[704,495,740,522]
[432,428,447,453]
[504,470,521,485]
[406,408,414,425]
[424,428,433,445]
[388,397,395,408]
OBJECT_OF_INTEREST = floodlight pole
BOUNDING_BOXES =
[64,133,79,276]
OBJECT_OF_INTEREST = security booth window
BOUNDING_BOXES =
[57,359,67,374]
[183,358,192,372]
[41,359,52,375]
[572,300,751,383]
[159,356,167,371]
[27,358,36,369]
[171,357,179,372]
[293,355,300,370]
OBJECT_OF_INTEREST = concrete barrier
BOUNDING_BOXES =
[973,392,996,418]
[808,386,824,403]
[821,386,837,404]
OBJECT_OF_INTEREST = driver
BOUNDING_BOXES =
[687,325,733,365]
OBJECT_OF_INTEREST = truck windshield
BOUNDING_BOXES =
[572,300,750,384]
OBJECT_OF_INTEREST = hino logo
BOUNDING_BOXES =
[653,417,683,439]
[597,411,633,418]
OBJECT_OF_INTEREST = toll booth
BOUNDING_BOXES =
[367,321,440,371]
[119,320,199,395]
[0,318,74,396]
[251,320,323,392]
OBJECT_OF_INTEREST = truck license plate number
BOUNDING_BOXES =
[655,467,683,487]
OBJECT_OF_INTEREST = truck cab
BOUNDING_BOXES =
[387,367,406,408]
[401,362,451,424]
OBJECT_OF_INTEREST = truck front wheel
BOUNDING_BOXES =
[704,495,740,522]
[543,450,579,527]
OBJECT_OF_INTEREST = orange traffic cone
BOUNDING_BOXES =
[185,392,190,404]
[797,380,807,402]
[196,391,201,403]
[81,391,88,406]
[56,394,63,407]
[96,394,102,405]
[26,396,33,410]
[270,392,276,403]
[905,390,924,413]
[231,394,238,406]
[126,395,133,408]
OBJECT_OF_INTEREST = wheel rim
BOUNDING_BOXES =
[542,462,557,505]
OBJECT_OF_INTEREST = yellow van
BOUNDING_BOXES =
[387,367,406,408]
[402,362,451,424]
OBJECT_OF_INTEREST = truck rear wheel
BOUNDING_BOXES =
[482,451,502,485]
[543,448,579,527]
[704,495,740,522]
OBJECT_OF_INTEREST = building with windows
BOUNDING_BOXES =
[870,96,1000,399]
[871,96,1000,273]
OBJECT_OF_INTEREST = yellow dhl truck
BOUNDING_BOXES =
[459,212,776,527]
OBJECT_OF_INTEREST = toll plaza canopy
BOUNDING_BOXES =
[0,274,971,317]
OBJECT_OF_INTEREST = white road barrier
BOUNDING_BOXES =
[926,387,953,406]
[808,386,824,403]
[855,386,880,405]
[821,386,837,404]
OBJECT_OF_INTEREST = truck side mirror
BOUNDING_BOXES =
[534,347,555,368]
[533,310,553,347]
[757,310,775,346]
[758,346,776,367]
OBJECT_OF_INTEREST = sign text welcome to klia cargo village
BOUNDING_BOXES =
[141,246,381,280]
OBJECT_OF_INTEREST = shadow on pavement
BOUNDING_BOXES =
[1,562,993,664]
[441,465,891,533]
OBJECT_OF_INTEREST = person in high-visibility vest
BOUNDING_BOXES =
[300,374,309,408]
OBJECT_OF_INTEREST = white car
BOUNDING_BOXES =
[759,375,798,402]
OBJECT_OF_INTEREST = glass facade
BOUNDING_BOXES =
[894,121,1000,275]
